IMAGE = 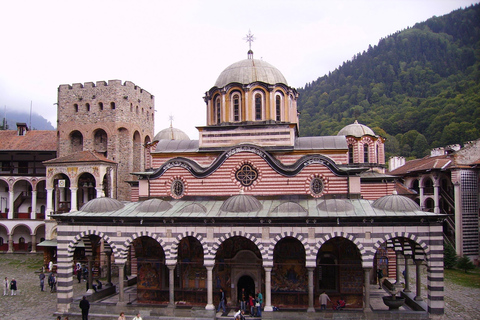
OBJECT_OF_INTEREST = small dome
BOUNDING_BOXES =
[214,58,287,88]
[220,193,262,213]
[317,199,355,213]
[80,197,124,213]
[153,127,190,141]
[372,192,420,211]
[271,201,307,214]
[337,120,375,138]
[177,203,207,214]
[137,198,172,212]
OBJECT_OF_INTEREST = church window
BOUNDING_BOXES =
[348,145,354,164]
[233,94,240,121]
[110,102,116,110]
[74,104,78,113]
[215,97,221,124]
[376,144,379,163]
[255,94,262,120]
[171,179,185,198]
[99,102,104,110]
[363,144,369,163]
[235,164,258,187]
[86,103,90,112]
[310,177,324,196]
[276,95,281,121]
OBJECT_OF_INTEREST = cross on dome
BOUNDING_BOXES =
[243,29,256,59]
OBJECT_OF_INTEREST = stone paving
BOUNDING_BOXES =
[0,253,479,320]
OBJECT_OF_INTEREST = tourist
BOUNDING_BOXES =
[79,296,90,320]
[319,291,330,310]
[217,288,226,314]
[10,278,17,295]
[3,277,8,296]
[118,312,126,320]
[132,313,142,320]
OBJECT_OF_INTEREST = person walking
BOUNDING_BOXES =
[117,312,126,320]
[79,295,90,320]
[132,313,143,320]
[39,271,45,291]
[3,277,7,296]
[377,268,384,289]
[217,288,226,314]
[256,290,263,316]
[10,278,17,295]
[319,291,330,310]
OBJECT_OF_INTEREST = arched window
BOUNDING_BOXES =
[376,144,379,163]
[98,102,104,110]
[364,144,369,163]
[255,94,262,120]
[215,96,221,124]
[110,102,116,110]
[86,103,90,112]
[233,94,240,121]
[276,95,281,121]
[348,145,354,164]
[74,104,78,113]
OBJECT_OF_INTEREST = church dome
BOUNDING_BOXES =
[337,120,375,138]
[214,58,288,88]
[80,197,124,213]
[372,192,420,211]
[220,193,262,213]
[137,198,172,212]
[317,199,355,214]
[153,126,190,141]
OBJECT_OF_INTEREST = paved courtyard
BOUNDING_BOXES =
[0,253,478,320]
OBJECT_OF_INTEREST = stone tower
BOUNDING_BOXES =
[56,80,154,201]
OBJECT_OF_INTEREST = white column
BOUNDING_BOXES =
[264,266,273,312]
[7,189,14,219]
[307,267,315,312]
[403,255,411,292]
[414,260,423,301]
[433,180,440,214]
[205,265,214,310]
[453,181,463,255]
[117,263,126,305]
[167,264,176,307]
[419,185,425,210]
[70,187,78,212]
[46,188,54,219]
[31,190,37,219]
[364,267,372,311]
[31,234,37,253]
[96,187,104,198]
[7,233,13,253]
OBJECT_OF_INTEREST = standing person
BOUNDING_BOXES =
[248,294,255,316]
[10,278,17,295]
[319,291,330,310]
[3,277,7,296]
[117,312,126,320]
[377,268,384,289]
[256,290,263,316]
[132,313,142,320]
[39,271,45,291]
[217,288,226,314]
[79,296,90,320]
[239,287,247,312]
[48,272,55,292]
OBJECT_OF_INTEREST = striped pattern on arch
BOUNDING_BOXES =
[373,232,429,255]
[268,231,310,261]
[314,232,366,257]
[212,230,266,260]
[123,230,168,259]
[171,231,208,261]
[66,230,119,259]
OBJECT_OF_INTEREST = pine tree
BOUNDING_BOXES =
[456,255,475,273]
[443,242,457,269]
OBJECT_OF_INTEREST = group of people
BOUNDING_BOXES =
[3,277,17,295]
[217,287,263,318]
[319,291,346,311]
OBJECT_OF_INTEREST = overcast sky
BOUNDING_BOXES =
[0,0,477,138]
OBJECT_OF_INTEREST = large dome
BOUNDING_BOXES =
[153,126,190,141]
[80,197,124,213]
[372,192,421,211]
[214,58,288,88]
[337,120,376,138]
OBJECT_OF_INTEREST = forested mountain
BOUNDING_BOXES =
[297,4,480,159]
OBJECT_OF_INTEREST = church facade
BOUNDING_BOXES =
[51,51,445,317]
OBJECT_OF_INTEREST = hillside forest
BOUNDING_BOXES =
[297,4,480,160]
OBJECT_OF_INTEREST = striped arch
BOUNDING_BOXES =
[171,231,208,262]
[372,232,429,256]
[268,231,311,262]
[122,230,168,259]
[66,229,119,260]
[314,232,367,261]
[211,230,266,261]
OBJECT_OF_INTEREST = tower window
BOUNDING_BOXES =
[74,104,78,113]
[110,102,116,110]
[255,94,262,120]
[276,95,281,121]
[364,144,369,163]
[99,102,104,110]
[348,145,354,164]
[376,144,379,163]
[86,103,90,112]
[215,97,221,124]
[233,94,240,121]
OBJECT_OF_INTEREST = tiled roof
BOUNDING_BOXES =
[0,130,56,151]
[43,150,116,164]
[389,155,452,175]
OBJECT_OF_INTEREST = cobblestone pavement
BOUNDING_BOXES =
[1,254,479,320]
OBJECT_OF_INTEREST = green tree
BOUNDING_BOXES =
[444,242,458,269]
[456,255,476,273]
[413,134,429,158]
